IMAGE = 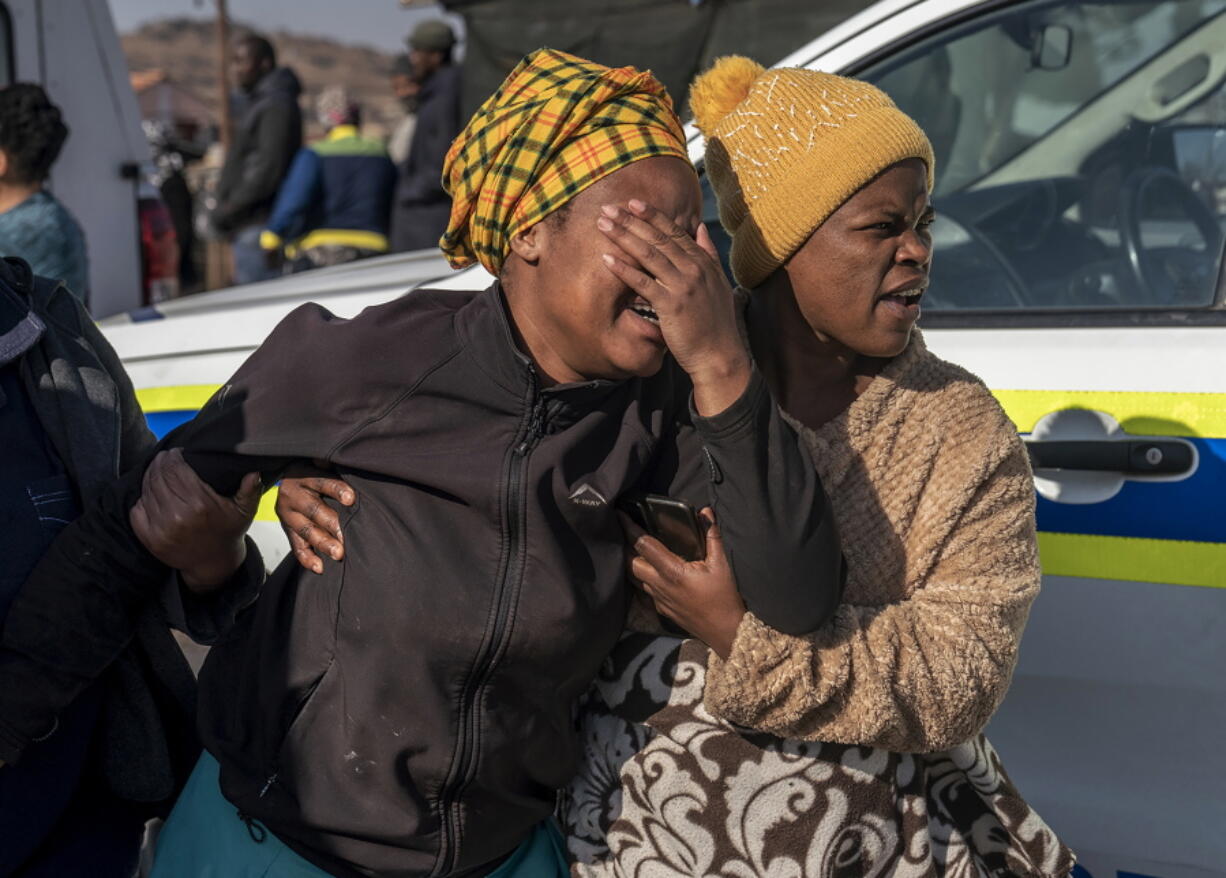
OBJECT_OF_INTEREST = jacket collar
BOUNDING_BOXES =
[0,259,45,367]
[456,281,623,409]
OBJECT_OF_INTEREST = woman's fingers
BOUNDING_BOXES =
[694,223,720,263]
[597,205,692,289]
[629,554,672,607]
[629,531,688,584]
[287,525,325,575]
[275,469,355,572]
[278,504,344,563]
[601,251,662,299]
[700,507,728,568]
[626,199,707,261]
[234,473,264,517]
[128,495,153,547]
[139,452,175,527]
[279,478,345,541]
[304,476,355,508]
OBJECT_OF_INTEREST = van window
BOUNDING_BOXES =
[859,0,1226,311]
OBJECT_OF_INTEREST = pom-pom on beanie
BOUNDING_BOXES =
[690,57,935,288]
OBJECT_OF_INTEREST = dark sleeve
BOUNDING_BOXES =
[652,367,844,636]
[161,537,266,645]
[215,100,301,227]
[0,304,350,765]
[81,284,267,640]
[264,147,322,242]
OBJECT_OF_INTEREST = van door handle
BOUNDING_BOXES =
[1024,439,1194,475]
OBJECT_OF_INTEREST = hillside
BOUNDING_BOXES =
[121,17,406,137]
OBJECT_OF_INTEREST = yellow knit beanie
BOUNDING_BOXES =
[690,57,935,288]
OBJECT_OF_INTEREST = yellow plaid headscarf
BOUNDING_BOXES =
[441,48,689,275]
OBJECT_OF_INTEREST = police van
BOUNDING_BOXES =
[101,0,1226,875]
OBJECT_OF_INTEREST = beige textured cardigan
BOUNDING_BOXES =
[702,330,1041,753]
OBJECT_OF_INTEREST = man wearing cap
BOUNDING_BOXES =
[389,19,462,253]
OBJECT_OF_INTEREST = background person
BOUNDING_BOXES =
[389,19,462,253]
[559,58,1076,876]
[260,86,396,271]
[387,53,420,166]
[0,84,88,303]
[211,34,303,285]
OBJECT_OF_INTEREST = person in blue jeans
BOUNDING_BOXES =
[0,85,88,303]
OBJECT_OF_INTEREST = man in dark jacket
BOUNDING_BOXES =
[0,258,224,875]
[212,34,303,284]
[389,19,462,253]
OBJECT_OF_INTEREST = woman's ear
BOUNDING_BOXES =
[0,150,9,180]
[507,222,545,265]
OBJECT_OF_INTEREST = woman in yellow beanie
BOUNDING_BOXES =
[6,47,843,878]
[560,57,1076,876]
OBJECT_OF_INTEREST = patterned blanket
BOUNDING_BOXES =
[560,633,1075,878]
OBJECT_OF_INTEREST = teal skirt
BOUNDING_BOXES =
[151,753,569,877]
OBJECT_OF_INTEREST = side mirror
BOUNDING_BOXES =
[1031,24,1073,71]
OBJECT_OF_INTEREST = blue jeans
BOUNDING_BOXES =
[231,224,280,285]
[152,753,569,877]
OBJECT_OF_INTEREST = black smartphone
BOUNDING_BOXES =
[620,494,706,562]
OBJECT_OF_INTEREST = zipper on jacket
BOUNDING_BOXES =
[436,368,545,875]
[258,772,278,798]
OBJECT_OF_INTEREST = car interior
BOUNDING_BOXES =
[865,0,1226,311]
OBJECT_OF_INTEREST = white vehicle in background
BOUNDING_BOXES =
[102,0,1226,875]
[0,1,176,316]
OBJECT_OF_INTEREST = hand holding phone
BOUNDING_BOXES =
[618,494,706,562]
[617,496,745,658]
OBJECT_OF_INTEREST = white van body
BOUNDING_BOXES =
[100,1,1226,876]
[4,0,147,317]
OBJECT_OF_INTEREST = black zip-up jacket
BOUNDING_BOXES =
[2,283,842,877]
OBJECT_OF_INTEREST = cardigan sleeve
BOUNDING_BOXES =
[702,434,1040,753]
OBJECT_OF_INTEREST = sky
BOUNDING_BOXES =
[108,0,451,54]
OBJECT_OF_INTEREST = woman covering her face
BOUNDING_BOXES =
[0,50,844,878]
[558,58,1077,876]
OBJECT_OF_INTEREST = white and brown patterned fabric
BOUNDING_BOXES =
[561,634,1074,877]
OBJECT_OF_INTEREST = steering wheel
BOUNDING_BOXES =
[1117,167,1224,305]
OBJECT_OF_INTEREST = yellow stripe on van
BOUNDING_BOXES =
[135,385,1226,577]
[1038,532,1226,589]
[139,387,1226,438]
[135,385,220,413]
[993,389,1226,438]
